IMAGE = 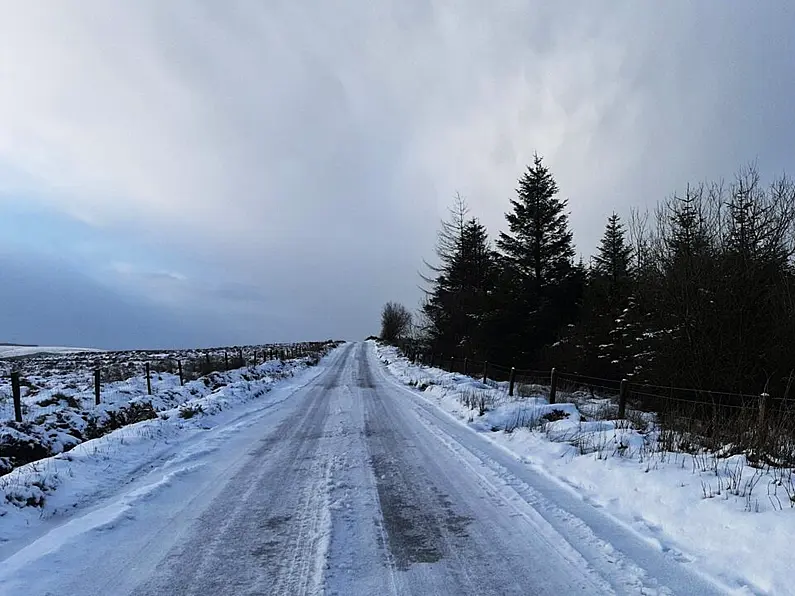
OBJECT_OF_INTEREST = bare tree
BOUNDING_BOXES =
[380,302,412,344]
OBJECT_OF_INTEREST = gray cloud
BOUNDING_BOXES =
[0,250,207,349]
[0,1,793,345]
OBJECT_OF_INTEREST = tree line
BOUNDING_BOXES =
[384,154,795,398]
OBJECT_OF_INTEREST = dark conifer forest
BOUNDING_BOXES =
[416,157,795,398]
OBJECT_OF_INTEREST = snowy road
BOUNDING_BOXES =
[0,343,729,595]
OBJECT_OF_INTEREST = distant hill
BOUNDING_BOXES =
[0,345,103,359]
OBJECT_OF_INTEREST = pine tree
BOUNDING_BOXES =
[664,186,712,269]
[421,195,494,359]
[497,153,575,288]
[592,213,633,283]
[492,154,579,364]
[644,185,717,388]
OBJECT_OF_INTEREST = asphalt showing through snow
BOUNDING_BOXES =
[1,342,730,595]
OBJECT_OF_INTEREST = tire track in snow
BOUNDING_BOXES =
[323,343,400,596]
[362,349,607,595]
[373,343,731,596]
[131,345,353,596]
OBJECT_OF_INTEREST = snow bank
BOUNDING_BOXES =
[0,350,333,547]
[377,342,795,595]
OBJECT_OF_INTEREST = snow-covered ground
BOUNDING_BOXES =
[1,341,733,595]
[0,345,103,359]
[0,343,333,472]
[377,342,794,594]
[0,346,335,551]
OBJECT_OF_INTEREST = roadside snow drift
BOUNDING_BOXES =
[377,342,795,595]
[0,347,336,548]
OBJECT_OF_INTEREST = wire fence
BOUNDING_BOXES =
[402,349,779,431]
[0,342,333,423]
[393,347,795,465]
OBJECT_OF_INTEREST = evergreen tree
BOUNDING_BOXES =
[569,214,636,378]
[421,195,495,359]
[717,168,793,392]
[592,213,633,283]
[497,154,575,287]
[492,154,579,364]
[663,186,712,269]
[652,186,716,387]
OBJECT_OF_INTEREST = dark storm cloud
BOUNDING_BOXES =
[0,1,793,346]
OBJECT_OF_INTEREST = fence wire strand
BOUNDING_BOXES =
[414,348,776,415]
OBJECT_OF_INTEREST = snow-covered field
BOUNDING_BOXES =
[0,343,338,546]
[377,342,795,594]
[0,344,329,468]
[0,345,103,359]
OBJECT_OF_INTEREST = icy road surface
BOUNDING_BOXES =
[0,343,729,595]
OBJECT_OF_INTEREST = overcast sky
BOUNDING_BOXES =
[0,1,793,349]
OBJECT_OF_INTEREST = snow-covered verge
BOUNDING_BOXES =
[376,342,795,595]
[0,345,339,546]
[0,363,288,477]
[0,344,338,476]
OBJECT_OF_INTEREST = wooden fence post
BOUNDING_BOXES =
[450,356,455,372]
[549,368,558,404]
[205,352,211,372]
[224,352,229,371]
[146,363,152,395]
[482,361,489,384]
[463,358,469,376]
[94,368,101,405]
[177,360,184,386]
[618,378,628,419]
[509,367,516,397]
[11,371,22,423]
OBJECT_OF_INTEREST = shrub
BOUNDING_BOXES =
[179,404,204,419]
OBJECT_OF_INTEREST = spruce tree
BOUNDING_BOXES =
[497,153,575,287]
[421,195,494,359]
[492,154,579,364]
[571,214,635,377]
[664,186,711,269]
[592,213,633,283]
